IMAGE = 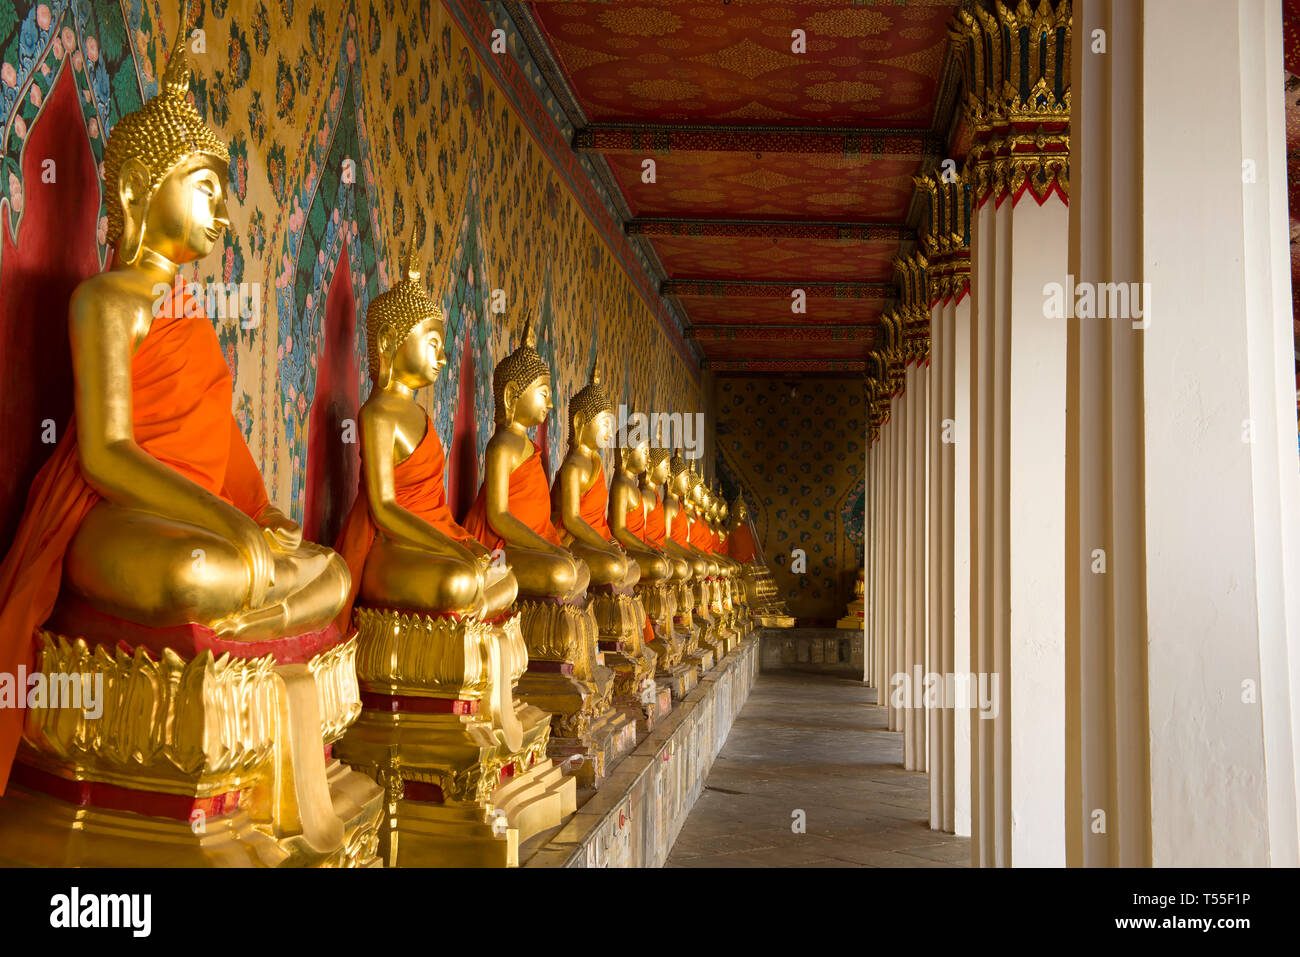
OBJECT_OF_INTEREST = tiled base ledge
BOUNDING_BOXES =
[522,636,760,868]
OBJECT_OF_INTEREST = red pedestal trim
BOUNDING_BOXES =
[359,691,479,715]
[9,760,241,822]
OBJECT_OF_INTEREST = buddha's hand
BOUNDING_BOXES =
[255,505,303,551]
[219,510,277,608]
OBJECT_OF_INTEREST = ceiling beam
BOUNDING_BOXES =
[688,326,875,341]
[703,359,869,374]
[662,279,895,299]
[627,218,914,242]
[575,123,943,158]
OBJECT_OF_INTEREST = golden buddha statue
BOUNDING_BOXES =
[663,453,720,667]
[329,242,573,865]
[550,366,637,591]
[462,324,633,789]
[0,39,381,866]
[610,427,690,700]
[728,491,795,628]
[552,370,658,729]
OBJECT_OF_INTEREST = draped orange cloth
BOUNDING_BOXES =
[727,523,758,563]
[462,440,563,551]
[625,495,646,540]
[575,465,612,541]
[0,286,270,795]
[689,515,713,553]
[644,494,666,548]
[332,414,476,632]
[669,503,689,547]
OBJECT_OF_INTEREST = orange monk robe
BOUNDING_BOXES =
[624,495,646,542]
[0,287,273,796]
[644,495,666,549]
[726,522,758,564]
[574,465,613,543]
[333,415,477,631]
[461,440,563,551]
[689,513,714,559]
[669,504,689,548]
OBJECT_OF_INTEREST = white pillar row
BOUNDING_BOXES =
[863,430,874,690]
[1066,0,1300,867]
[954,0,1071,867]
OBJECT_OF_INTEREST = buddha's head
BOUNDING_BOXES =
[569,364,615,452]
[495,318,552,427]
[105,38,231,267]
[685,467,705,514]
[620,420,650,475]
[731,492,749,524]
[368,237,445,389]
[646,446,672,487]
[669,452,692,499]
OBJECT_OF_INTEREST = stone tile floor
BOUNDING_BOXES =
[665,671,970,868]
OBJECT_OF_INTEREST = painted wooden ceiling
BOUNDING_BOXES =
[511,0,963,375]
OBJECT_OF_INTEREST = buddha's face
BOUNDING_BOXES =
[390,315,446,387]
[579,409,615,450]
[624,441,649,474]
[514,374,552,428]
[735,501,748,522]
[670,468,690,498]
[649,457,671,486]
[139,154,231,263]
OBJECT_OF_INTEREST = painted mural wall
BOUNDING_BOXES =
[0,0,701,549]
[715,377,866,624]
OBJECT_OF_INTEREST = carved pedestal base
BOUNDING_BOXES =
[640,581,695,701]
[590,588,661,734]
[0,629,382,867]
[334,609,574,867]
[512,599,635,790]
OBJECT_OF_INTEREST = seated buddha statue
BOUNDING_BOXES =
[608,426,670,584]
[0,40,349,794]
[641,445,689,581]
[685,468,721,580]
[664,452,706,581]
[462,321,588,602]
[550,366,638,592]
[333,242,515,626]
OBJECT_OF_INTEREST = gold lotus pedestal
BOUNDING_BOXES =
[511,597,636,791]
[741,566,797,628]
[590,586,670,734]
[334,607,575,868]
[639,580,697,700]
[0,627,383,867]
[676,581,716,677]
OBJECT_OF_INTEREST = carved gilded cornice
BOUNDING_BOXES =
[894,254,932,364]
[950,0,1071,205]
[914,171,973,304]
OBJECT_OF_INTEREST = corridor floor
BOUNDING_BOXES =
[665,671,971,867]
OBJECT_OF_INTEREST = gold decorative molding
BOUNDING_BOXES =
[914,171,972,304]
[352,607,494,700]
[950,0,1071,204]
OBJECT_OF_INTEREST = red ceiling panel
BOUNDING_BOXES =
[530,0,954,126]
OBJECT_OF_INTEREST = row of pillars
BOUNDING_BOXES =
[863,0,1300,867]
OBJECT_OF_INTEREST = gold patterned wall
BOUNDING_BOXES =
[0,0,701,527]
[715,377,866,623]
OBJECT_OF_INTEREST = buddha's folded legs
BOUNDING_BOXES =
[360,537,516,618]
[504,543,589,601]
[628,547,670,582]
[62,501,348,639]
[569,540,629,589]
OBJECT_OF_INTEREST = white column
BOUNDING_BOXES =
[930,303,951,828]
[1067,0,1300,867]
[952,293,973,838]
[891,390,906,733]
[969,196,996,866]
[1006,197,1068,867]
[904,363,924,770]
